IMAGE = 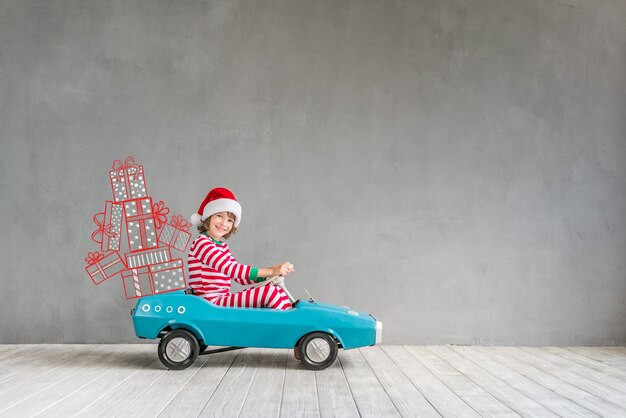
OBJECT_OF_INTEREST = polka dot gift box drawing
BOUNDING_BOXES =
[109,157,148,202]
[150,259,185,294]
[100,201,123,252]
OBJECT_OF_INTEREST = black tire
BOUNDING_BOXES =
[158,329,199,370]
[297,332,338,370]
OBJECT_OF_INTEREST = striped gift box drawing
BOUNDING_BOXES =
[125,247,171,268]
[121,267,153,299]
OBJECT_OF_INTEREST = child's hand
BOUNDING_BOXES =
[271,262,294,277]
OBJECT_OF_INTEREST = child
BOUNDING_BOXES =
[188,187,294,310]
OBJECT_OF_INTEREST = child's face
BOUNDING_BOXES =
[207,211,235,239]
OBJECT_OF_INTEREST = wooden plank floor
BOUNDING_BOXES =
[0,345,625,417]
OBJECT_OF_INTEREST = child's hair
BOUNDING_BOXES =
[198,212,238,240]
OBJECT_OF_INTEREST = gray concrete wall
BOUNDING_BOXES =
[1,0,625,344]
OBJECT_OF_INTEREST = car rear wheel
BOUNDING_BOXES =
[158,329,199,370]
[297,332,338,370]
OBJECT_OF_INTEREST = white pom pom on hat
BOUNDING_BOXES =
[190,187,242,227]
[190,213,203,226]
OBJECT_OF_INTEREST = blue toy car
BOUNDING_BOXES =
[131,277,382,370]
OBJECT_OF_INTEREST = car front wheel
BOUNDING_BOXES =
[158,329,199,370]
[297,332,338,370]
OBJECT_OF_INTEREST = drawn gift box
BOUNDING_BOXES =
[97,201,124,252]
[121,267,154,299]
[121,259,186,299]
[90,212,115,249]
[150,259,187,295]
[125,247,172,268]
[109,157,148,202]
[123,197,158,253]
[85,251,126,285]
[158,215,192,252]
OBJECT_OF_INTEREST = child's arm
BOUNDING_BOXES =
[233,262,294,284]
[190,238,294,283]
[190,238,262,284]
[257,262,295,278]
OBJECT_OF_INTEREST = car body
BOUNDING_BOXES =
[132,290,382,370]
[133,291,381,349]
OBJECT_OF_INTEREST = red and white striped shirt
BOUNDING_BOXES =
[187,234,259,301]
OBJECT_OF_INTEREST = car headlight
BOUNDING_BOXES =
[376,321,383,344]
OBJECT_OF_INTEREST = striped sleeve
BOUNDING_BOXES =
[189,237,258,283]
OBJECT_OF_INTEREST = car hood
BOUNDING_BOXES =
[297,300,371,318]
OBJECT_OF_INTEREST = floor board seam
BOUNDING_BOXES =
[483,347,615,416]
[441,345,556,417]
[155,355,211,417]
[337,353,364,418]
[381,346,442,417]
[359,346,414,417]
[111,362,167,418]
[196,350,241,417]
[448,345,590,417]
[72,361,151,417]
[404,346,485,418]
[277,351,288,418]
[505,347,626,406]
[426,346,519,417]
[518,346,626,396]
[235,348,264,418]
[0,345,110,414]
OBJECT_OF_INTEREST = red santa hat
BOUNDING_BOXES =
[190,187,242,227]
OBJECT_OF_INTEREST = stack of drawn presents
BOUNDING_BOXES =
[84,157,192,299]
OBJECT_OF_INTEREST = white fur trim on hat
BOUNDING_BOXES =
[201,198,242,227]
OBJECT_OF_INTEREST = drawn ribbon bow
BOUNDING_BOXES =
[170,214,191,231]
[85,251,105,266]
[91,213,116,244]
[111,156,137,171]
[152,201,170,229]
